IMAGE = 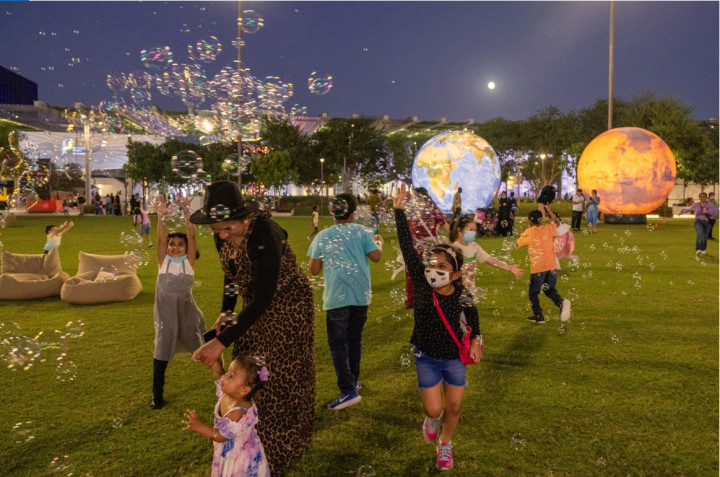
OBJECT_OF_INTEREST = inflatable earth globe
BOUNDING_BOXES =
[412,130,500,213]
[577,127,676,215]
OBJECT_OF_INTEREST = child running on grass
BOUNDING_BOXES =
[393,183,482,471]
[43,221,73,254]
[307,204,319,241]
[151,196,204,409]
[516,205,571,324]
[183,355,270,477]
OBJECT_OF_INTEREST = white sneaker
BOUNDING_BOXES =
[560,299,571,322]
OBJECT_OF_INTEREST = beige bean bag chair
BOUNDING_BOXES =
[0,248,70,300]
[60,251,142,305]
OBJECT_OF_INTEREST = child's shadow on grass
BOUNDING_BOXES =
[482,325,548,397]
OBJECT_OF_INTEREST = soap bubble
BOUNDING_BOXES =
[400,353,411,367]
[111,417,124,429]
[120,230,142,249]
[12,421,35,443]
[511,433,526,450]
[48,455,73,474]
[64,320,85,339]
[5,335,41,371]
[188,36,222,63]
[596,457,607,468]
[106,73,128,92]
[96,266,119,283]
[356,465,377,477]
[576,354,582,362]
[557,325,566,335]
[610,335,620,344]
[141,46,173,70]
[56,360,78,382]
[389,288,406,306]
[171,150,204,181]
[308,71,333,95]
[240,10,264,33]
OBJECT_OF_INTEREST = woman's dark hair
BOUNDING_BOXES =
[234,355,269,401]
[449,214,475,242]
[167,232,200,259]
[45,225,55,234]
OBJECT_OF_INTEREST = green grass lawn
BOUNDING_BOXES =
[0,211,717,476]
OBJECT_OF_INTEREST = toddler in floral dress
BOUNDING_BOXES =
[183,355,270,477]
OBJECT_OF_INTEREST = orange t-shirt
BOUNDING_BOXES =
[516,223,558,273]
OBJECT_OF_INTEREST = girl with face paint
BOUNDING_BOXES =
[449,215,523,296]
[392,183,482,471]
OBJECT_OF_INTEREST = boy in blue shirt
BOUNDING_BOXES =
[308,193,383,410]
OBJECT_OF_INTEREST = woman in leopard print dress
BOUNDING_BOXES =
[191,181,315,476]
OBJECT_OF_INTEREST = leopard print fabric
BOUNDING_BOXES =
[219,212,315,476]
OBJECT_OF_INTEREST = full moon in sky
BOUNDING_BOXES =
[487,81,495,90]
[577,127,676,215]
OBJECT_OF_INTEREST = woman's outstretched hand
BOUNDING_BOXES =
[391,183,410,210]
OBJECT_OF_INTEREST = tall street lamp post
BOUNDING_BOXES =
[540,154,546,189]
[319,157,325,217]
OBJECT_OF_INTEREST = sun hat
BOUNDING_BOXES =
[189,181,259,224]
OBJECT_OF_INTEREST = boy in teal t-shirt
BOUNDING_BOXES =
[308,193,383,410]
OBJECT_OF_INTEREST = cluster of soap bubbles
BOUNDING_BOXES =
[0,133,50,212]
[1,320,83,383]
[119,230,149,269]
[154,198,188,232]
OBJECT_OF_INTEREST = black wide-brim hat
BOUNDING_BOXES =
[189,181,260,224]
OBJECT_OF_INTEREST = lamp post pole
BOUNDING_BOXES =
[83,116,91,209]
[236,1,244,190]
[540,154,546,189]
[320,157,325,217]
[608,1,615,130]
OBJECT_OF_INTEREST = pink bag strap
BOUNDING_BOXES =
[432,290,463,350]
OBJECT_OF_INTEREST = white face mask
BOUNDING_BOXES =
[424,268,451,288]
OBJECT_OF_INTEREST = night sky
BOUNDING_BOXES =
[1,1,717,122]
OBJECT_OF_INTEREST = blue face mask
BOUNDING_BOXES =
[462,230,477,243]
[167,254,187,264]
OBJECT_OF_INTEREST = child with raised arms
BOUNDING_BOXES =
[151,196,204,409]
[393,183,482,471]
[183,355,270,477]
[43,221,73,254]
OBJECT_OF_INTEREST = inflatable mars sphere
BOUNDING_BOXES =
[577,127,676,215]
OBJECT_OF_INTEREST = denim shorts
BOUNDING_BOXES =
[413,347,467,389]
[140,224,151,236]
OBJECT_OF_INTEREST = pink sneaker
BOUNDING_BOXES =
[436,441,454,470]
[422,411,443,442]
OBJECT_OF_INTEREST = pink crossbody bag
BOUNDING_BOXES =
[432,291,482,365]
